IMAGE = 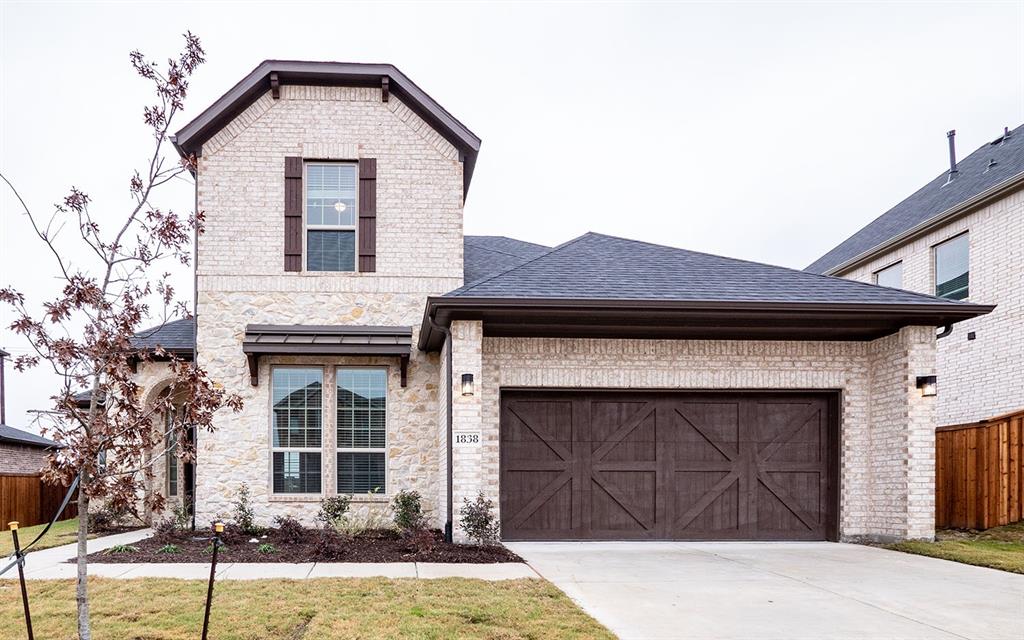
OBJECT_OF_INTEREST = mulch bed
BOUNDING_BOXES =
[85,524,522,564]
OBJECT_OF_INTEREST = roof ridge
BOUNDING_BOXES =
[454,233,593,294]
[562,232,975,306]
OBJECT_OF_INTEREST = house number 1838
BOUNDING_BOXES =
[453,431,481,446]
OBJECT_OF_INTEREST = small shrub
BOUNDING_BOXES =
[256,543,277,554]
[403,527,439,554]
[273,515,306,544]
[337,510,392,536]
[205,542,228,554]
[231,483,262,535]
[89,501,133,532]
[459,492,500,545]
[171,498,192,530]
[152,518,179,540]
[392,490,426,531]
[314,526,348,561]
[106,544,139,554]
[317,495,351,528]
[157,544,181,554]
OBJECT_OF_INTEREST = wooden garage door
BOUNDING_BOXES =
[500,390,837,541]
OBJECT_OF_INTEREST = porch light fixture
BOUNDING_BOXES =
[461,373,475,396]
[916,375,937,397]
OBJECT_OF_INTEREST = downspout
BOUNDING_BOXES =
[427,314,454,543]
[190,157,200,533]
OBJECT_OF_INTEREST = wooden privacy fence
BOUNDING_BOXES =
[936,409,1024,530]
[0,474,78,528]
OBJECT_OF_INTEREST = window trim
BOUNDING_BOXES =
[932,231,970,301]
[872,260,903,289]
[269,365,326,497]
[303,161,359,273]
[335,366,389,496]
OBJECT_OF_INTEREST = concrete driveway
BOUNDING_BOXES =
[506,541,1024,640]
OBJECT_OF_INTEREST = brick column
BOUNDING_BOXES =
[864,325,937,541]
[449,320,485,542]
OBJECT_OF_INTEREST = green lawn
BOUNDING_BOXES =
[886,522,1024,574]
[0,577,612,639]
[0,518,83,557]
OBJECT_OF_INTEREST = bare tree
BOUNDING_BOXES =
[0,33,241,640]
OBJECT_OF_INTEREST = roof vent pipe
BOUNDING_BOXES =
[947,130,958,178]
[1005,126,1012,139]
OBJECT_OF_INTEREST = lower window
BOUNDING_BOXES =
[271,367,323,494]
[337,452,386,493]
[337,368,387,494]
[272,451,322,494]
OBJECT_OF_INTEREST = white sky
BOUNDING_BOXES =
[1,1,1022,432]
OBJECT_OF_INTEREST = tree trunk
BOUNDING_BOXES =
[76,485,90,640]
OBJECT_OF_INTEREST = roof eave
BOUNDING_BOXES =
[418,296,995,351]
[820,170,1024,276]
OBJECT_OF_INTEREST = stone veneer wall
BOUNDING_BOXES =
[448,321,936,542]
[839,189,1023,425]
[192,84,463,526]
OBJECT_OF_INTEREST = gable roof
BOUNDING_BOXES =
[447,232,983,305]
[807,125,1024,275]
[419,232,993,349]
[172,60,482,196]
[131,318,195,356]
[463,236,550,283]
[0,423,61,449]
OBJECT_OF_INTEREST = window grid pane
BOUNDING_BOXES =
[935,234,969,300]
[337,369,387,449]
[307,230,355,272]
[337,452,386,494]
[874,262,903,289]
[273,451,322,494]
[165,409,178,497]
[272,368,323,494]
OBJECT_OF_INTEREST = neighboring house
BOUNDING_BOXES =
[0,348,62,474]
[118,60,993,544]
[807,127,1024,426]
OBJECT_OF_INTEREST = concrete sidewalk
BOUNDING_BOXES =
[10,529,537,581]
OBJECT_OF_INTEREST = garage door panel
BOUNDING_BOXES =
[500,390,836,541]
[672,402,741,462]
[673,471,742,536]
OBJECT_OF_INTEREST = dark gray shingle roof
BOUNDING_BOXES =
[0,424,61,449]
[807,124,1024,274]
[446,232,979,306]
[463,236,550,283]
[131,317,195,353]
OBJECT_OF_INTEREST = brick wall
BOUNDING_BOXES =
[0,443,50,475]
[840,189,1023,425]
[447,326,937,542]
[191,85,463,526]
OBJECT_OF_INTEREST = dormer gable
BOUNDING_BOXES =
[172,60,481,196]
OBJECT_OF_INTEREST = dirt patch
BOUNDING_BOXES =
[85,525,522,564]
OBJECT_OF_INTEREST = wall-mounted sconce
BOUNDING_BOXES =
[916,375,937,397]
[461,373,475,396]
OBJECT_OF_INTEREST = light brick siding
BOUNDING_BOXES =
[192,85,463,526]
[840,189,1024,425]
[448,322,936,542]
[0,444,50,475]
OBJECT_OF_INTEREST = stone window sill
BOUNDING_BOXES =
[268,494,322,503]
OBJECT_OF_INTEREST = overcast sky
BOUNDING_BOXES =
[1,1,1022,432]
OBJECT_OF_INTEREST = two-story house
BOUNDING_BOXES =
[128,61,992,543]
[807,127,1023,427]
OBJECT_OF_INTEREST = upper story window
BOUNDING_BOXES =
[306,163,357,272]
[934,233,969,300]
[873,261,903,289]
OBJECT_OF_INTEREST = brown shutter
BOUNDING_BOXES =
[284,157,303,272]
[358,158,377,272]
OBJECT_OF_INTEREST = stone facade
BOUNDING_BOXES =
[447,322,937,542]
[0,443,50,475]
[192,85,463,527]
[839,189,1024,426]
